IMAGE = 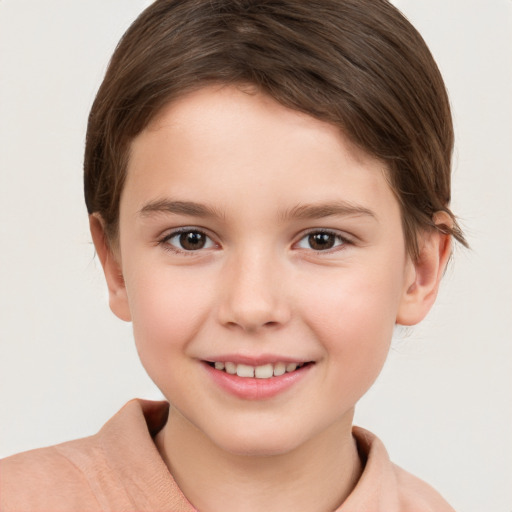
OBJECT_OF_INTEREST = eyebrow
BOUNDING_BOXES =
[278,201,377,222]
[138,198,376,222]
[138,199,225,219]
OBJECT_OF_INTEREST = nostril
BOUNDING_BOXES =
[217,288,291,331]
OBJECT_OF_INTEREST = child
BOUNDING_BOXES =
[0,0,467,510]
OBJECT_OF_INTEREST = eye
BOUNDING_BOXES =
[296,231,347,251]
[161,229,216,252]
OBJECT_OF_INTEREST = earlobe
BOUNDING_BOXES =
[89,214,132,322]
[396,213,452,326]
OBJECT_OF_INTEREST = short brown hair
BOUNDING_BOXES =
[84,0,467,257]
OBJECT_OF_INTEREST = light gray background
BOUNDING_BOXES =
[0,1,511,510]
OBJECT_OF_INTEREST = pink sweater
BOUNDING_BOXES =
[0,400,455,511]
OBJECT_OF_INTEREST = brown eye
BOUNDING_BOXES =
[180,231,206,250]
[308,233,335,250]
[164,230,215,252]
[297,231,346,251]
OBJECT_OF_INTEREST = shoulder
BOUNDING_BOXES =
[0,400,192,512]
[391,462,456,512]
[0,439,101,511]
[344,427,455,512]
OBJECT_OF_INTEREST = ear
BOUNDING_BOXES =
[396,212,452,326]
[89,214,132,322]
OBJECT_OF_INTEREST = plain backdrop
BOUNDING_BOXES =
[0,1,511,510]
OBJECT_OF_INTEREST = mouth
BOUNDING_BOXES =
[205,361,313,379]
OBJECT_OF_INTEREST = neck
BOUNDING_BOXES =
[155,408,362,512]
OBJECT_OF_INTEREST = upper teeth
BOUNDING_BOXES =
[213,361,303,379]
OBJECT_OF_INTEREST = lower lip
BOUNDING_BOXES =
[203,362,312,400]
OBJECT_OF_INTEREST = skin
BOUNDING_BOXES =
[91,85,452,512]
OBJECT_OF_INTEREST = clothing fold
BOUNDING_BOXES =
[0,399,454,512]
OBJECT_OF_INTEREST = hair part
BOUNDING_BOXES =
[84,0,467,258]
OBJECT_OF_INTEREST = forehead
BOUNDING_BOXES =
[123,85,399,224]
[144,85,376,170]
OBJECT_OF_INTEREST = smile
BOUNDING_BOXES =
[204,360,314,400]
[207,361,309,379]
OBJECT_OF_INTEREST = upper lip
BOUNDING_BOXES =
[203,354,314,366]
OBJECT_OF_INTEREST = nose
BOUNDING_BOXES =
[217,249,291,332]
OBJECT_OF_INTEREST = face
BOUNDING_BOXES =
[108,86,420,456]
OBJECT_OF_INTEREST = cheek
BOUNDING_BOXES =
[125,266,210,369]
[300,266,402,394]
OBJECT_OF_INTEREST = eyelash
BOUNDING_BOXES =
[296,229,352,252]
[158,227,216,256]
[157,228,352,255]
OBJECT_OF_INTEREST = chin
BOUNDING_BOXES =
[210,425,309,458]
